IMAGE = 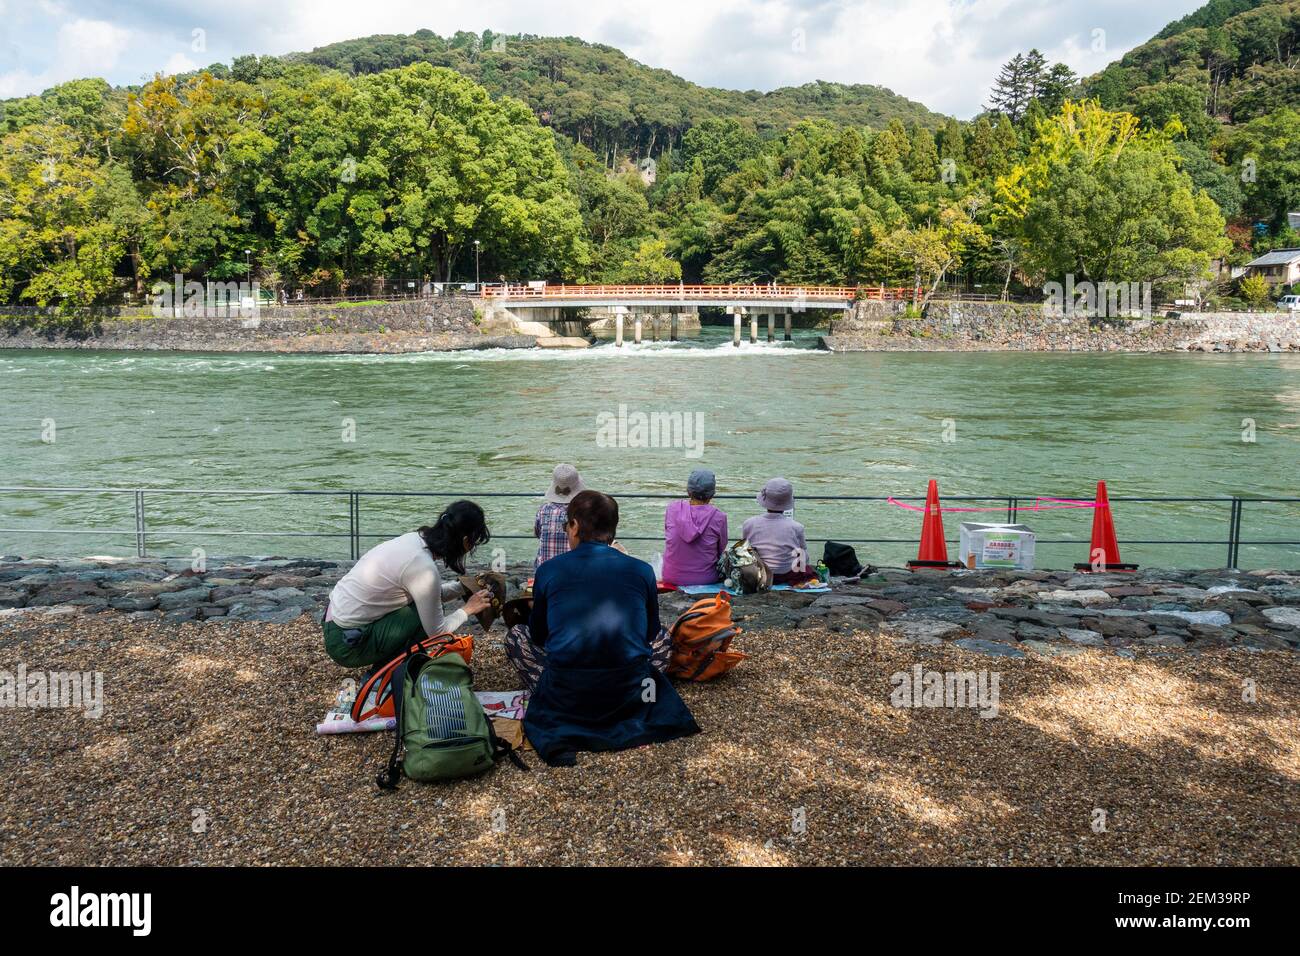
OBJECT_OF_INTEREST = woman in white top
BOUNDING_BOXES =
[323,500,493,668]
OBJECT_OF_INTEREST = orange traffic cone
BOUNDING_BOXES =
[908,479,960,570]
[1074,481,1139,572]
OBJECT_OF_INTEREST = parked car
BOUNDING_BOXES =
[1278,295,1300,312]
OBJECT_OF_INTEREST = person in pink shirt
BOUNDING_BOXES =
[661,469,729,585]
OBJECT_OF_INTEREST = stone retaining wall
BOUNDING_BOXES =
[826,300,1300,353]
[2,556,1296,656]
[0,298,491,353]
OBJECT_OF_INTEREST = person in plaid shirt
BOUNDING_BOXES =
[534,464,585,569]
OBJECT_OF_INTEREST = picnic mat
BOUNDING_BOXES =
[317,686,529,735]
[675,582,832,596]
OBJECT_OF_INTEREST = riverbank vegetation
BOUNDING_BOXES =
[1,1,1298,318]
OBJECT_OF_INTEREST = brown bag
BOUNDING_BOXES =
[667,590,747,681]
[458,572,507,630]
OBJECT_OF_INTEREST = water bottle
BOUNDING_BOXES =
[816,560,829,584]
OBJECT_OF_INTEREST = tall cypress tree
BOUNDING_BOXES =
[987,53,1030,120]
[1022,49,1048,100]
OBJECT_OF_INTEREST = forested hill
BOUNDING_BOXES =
[281,30,946,162]
[1086,0,1299,124]
[1155,0,1273,38]
[3,14,1295,313]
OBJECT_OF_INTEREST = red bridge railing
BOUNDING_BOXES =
[481,283,917,301]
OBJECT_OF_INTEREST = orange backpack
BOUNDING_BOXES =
[667,591,746,681]
[350,633,474,723]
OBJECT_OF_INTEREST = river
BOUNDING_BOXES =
[3,329,1298,569]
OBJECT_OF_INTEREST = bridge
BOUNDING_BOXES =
[478,283,917,344]
[479,283,915,310]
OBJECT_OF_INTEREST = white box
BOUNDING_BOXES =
[958,522,1036,570]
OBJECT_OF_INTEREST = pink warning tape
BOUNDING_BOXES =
[886,496,1099,514]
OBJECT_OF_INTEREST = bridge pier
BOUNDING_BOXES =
[727,306,749,347]
[634,314,643,345]
[486,287,870,345]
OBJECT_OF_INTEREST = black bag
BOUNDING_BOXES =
[823,541,870,578]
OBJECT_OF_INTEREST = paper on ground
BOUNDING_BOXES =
[317,688,529,734]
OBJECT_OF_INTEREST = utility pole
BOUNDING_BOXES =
[474,239,481,288]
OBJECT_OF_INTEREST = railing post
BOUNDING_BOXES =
[349,492,360,561]
[1228,498,1242,569]
[134,490,146,558]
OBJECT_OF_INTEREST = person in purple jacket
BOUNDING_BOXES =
[661,469,729,585]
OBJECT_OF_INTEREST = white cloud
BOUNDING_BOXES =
[56,17,131,73]
[162,51,199,75]
[2,0,1205,117]
[1,15,131,98]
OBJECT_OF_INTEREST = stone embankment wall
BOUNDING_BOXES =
[824,300,1300,353]
[2,556,1297,656]
[0,298,531,353]
[5,296,1296,354]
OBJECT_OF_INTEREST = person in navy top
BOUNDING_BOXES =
[506,490,698,766]
[507,490,669,685]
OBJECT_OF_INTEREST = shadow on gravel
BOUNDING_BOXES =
[0,614,1296,865]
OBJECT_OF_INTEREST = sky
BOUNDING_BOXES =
[0,0,1205,118]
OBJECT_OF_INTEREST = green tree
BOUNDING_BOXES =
[1240,273,1272,306]
[1131,82,1217,145]
[679,118,762,194]
[868,196,990,303]
[1223,108,1300,231]
[906,127,940,182]
[994,100,1230,287]
[615,237,682,283]
[0,122,125,308]
[277,63,588,282]
[1038,64,1078,114]
[988,53,1032,121]
[122,72,274,279]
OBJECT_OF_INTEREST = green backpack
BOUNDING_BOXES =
[376,650,526,789]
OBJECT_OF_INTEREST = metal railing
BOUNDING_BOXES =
[1,487,1298,568]
[481,284,917,302]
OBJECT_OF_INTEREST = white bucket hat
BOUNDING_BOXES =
[545,464,586,504]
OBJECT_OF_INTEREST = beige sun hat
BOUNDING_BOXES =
[544,463,586,504]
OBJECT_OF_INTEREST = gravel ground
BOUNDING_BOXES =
[2,612,1297,866]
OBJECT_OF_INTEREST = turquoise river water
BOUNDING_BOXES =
[2,328,1298,569]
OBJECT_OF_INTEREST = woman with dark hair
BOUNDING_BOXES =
[322,500,493,668]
